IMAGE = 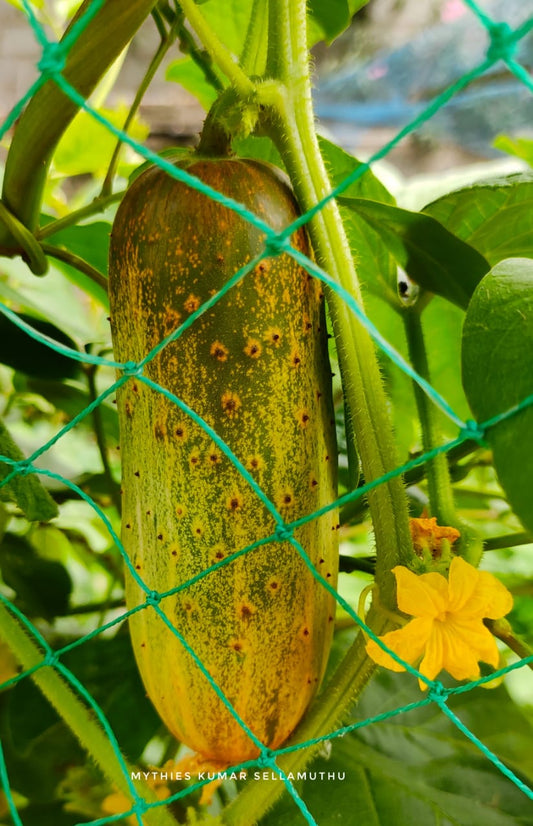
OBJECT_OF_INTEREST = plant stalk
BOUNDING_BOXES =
[403,308,457,526]
[37,191,125,240]
[261,0,412,608]
[177,0,255,97]
[100,15,179,198]
[86,365,122,514]
[41,243,108,291]
[0,0,158,255]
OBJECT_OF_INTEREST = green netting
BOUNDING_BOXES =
[0,1,532,824]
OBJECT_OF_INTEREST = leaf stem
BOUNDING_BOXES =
[485,618,533,669]
[100,15,179,198]
[0,603,178,826]
[177,0,255,97]
[37,191,124,239]
[239,0,269,76]
[0,0,158,253]
[484,531,533,551]
[340,439,480,525]
[41,243,108,291]
[403,308,457,526]
[86,364,122,514]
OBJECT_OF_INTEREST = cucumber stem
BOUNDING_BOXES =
[262,0,412,606]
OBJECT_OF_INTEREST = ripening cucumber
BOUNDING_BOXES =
[108,157,338,764]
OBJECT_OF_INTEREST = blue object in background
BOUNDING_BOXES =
[314,0,533,156]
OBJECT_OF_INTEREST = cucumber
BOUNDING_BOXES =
[108,157,338,764]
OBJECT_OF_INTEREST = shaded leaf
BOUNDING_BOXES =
[424,173,533,266]
[52,105,149,177]
[63,635,161,761]
[338,196,490,309]
[0,533,72,619]
[43,219,110,275]
[261,671,533,825]
[0,418,58,521]
[0,310,79,380]
[462,258,533,534]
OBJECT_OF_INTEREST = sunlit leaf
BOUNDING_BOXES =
[493,135,533,168]
[424,173,533,265]
[462,258,533,534]
[52,105,149,177]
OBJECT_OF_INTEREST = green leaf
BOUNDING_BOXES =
[0,533,71,619]
[318,137,399,306]
[307,0,369,46]
[232,136,285,168]
[0,310,80,380]
[424,173,533,266]
[0,255,110,343]
[337,196,490,310]
[0,418,58,522]
[319,137,395,204]
[494,135,533,168]
[462,258,533,533]
[261,672,533,825]
[166,56,219,110]
[41,220,111,308]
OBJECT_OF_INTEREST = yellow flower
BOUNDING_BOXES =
[366,557,513,689]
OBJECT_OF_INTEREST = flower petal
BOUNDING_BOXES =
[393,566,448,618]
[446,617,500,669]
[473,571,513,619]
[437,620,482,682]
[366,617,433,672]
[447,556,479,612]
[418,625,444,687]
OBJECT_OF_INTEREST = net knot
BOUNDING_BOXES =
[264,234,291,258]
[13,460,34,477]
[38,42,67,77]
[274,523,293,543]
[122,360,143,377]
[145,590,161,606]
[460,419,486,444]
[257,749,277,769]
[428,681,451,704]
[486,22,518,64]
[133,797,149,815]
[43,651,59,668]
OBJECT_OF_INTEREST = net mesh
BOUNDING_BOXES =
[0,1,532,824]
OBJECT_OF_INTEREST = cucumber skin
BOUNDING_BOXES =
[109,158,338,764]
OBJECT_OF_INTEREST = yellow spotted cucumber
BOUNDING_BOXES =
[108,157,338,764]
